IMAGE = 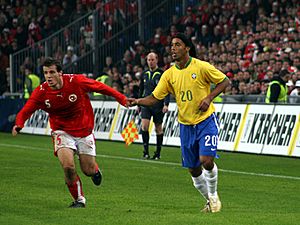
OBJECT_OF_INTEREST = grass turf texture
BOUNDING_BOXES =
[0,132,299,225]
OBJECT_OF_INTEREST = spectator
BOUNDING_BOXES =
[63,46,78,66]
[0,67,6,95]
[289,80,300,103]
[10,39,19,53]
[80,15,93,48]
[131,41,146,66]
[26,22,42,47]
[102,14,121,41]
[148,34,164,55]
[23,65,40,99]
[0,49,9,74]
[93,67,113,100]
[265,69,291,103]
[104,56,114,70]
[69,2,86,22]
[117,50,132,74]
[180,6,196,25]
[211,25,222,44]
[47,0,61,20]
[15,25,28,49]
[41,16,53,38]
[198,25,211,47]
[1,28,12,55]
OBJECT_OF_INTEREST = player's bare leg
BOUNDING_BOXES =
[79,154,102,186]
[57,148,86,207]
[201,156,221,213]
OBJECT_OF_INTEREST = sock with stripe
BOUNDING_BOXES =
[203,163,218,197]
[191,172,209,201]
[67,175,86,204]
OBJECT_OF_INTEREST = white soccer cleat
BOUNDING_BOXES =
[209,194,221,213]
[201,201,211,213]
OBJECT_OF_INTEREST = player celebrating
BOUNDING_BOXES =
[128,33,229,213]
[12,57,129,208]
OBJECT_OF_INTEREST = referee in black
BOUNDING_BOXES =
[139,51,170,160]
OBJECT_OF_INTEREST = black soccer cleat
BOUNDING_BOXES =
[91,168,102,186]
[151,153,160,160]
[143,153,150,159]
[69,201,85,208]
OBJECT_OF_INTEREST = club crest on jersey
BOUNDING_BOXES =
[69,94,77,102]
[191,73,197,79]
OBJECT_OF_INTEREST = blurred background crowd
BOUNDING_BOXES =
[0,0,300,102]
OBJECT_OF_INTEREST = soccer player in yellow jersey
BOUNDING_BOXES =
[128,33,229,213]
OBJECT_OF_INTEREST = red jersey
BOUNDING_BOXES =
[15,74,127,137]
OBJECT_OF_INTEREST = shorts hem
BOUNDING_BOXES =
[199,152,217,157]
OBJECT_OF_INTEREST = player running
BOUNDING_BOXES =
[12,57,129,208]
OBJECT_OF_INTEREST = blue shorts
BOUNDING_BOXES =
[180,113,219,168]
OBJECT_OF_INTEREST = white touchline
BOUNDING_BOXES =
[1,143,300,181]
[98,154,300,180]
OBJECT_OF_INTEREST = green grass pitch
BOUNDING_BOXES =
[0,132,299,225]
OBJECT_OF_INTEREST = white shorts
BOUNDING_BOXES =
[51,130,96,156]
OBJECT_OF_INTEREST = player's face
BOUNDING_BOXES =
[147,53,158,70]
[43,65,63,89]
[171,38,189,62]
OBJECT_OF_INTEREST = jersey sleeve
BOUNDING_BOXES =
[203,62,227,84]
[77,75,127,106]
[152,70,172,100]
[15,88,43,128]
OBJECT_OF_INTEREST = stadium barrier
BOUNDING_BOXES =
[0,98,25,132]
[16,101,300,158]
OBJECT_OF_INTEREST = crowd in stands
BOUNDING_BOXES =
[0,0,138,95]
[98,0,300,101]
[1,0,300,102]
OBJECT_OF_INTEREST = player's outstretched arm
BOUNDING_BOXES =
[127,98,137,107]
[128,95,159,107]
[12,125,22,136]
[124,98,132,108]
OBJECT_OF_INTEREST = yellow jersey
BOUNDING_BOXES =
[152,57,226,125]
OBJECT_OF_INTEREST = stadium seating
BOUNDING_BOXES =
[1,0,299,103]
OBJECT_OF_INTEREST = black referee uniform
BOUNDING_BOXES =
[139,67,170,159]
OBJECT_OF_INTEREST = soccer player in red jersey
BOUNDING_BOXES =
[12,57,129,208]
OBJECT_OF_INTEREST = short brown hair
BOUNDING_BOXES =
[43,57,62,72]
[279,69,290,78]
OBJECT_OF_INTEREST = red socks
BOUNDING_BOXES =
[94,163,99,174]
[67,175,84,201]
